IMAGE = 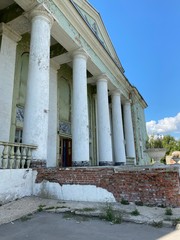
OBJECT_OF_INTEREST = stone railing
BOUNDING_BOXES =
[0,141,37,169]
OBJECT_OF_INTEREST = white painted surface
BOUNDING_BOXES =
[72,49,89,163]
[0,170,116,203]
[0,169,33,204]
[96,76,113,163]
[47,62,59,167]
[123,101,136,160]
[112,91,126,164]
[23,11,53,161]
[0,24,21,143]
[33,180,116,202]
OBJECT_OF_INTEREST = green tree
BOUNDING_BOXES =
[161,135,180,155]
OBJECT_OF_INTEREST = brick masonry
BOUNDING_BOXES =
[35,167,180,207]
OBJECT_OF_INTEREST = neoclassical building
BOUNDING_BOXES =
[0,0,149,168]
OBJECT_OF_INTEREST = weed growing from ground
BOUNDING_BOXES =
[20,214,32,222]
[135,201,143,206]
[120,198,129,205]
[131,209,140,216]
[44,206,55,211]
[37,204,46,212]
[151,220,163,228]
[165,208,173,216]
[103,203,122,224]
[172,218,180,226]
[78,208,96,212]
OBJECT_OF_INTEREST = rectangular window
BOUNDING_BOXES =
[15,129,23,143]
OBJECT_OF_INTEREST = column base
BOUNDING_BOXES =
[72,161,90,167]
[30,160,47,168]
[99,161,114,166]
[115,162,126,166]
[126,157,135,165]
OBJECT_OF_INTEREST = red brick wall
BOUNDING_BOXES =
[35,167,180,207]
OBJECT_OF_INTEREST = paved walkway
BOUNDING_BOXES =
[0,212,175,240]
[0,197,180,239]
[1,196,180,226]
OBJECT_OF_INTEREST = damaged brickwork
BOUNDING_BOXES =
[35,167,180,207]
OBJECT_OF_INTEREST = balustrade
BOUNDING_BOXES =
[0,142,37,169]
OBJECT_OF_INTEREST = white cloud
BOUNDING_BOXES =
[146,112,180,137]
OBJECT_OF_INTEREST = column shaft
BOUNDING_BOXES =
[123,101,136,161]
[97,76,113,165]
[72,49,89,166]
[47,61,59,167]
[0,24,21,142]
[23,11,53,161]
[112,92,126,165]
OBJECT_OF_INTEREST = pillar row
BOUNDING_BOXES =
[96,75,113,165]
[111,91,126,165]
[23,9,54,162]
[72,49,89,166]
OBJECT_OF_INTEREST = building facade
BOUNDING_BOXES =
[0,0,149,168]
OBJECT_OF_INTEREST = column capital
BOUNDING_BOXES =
[0,23,22,42]
[110,89,122,97]
[95,73,110,83]
[50,59,60,71]
[124,100,132,106]
[27,4,54,27]
[72,48,89,61]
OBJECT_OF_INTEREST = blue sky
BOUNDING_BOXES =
[88,0,180,139]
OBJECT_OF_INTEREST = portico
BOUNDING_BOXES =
[0,0,148,169]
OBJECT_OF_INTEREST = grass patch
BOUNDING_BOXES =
[20,215,32,222]
[120,198,129,205]
[37,204,46,212]
[55,206,67,209]
[102,203,122,224]
[172,218,180,226]
[165,208,173,216]
[151,221,163,228]
[135,201,143,206]
[62,211,76,219]
[78,208,96,212]
[131,209,140,216]
[44,206,55,211]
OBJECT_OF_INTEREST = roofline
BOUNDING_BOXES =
[70,0,125,74]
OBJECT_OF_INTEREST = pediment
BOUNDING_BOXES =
[71,0,124,72]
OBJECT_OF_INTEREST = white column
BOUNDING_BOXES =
[96,75,113,165]
[112,91,126,165]
[47,60,60,167]
[72,49,89,166]
[0,23,21,142]
[123,101,136,161]
[23,9,53,162]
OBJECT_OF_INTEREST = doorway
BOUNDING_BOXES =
[59,137,72,167]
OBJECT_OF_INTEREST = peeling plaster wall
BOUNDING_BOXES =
[0,169,33,204]
[35,167,180,207]
[0,169,116,204]
[1,167,180,207]
[33,181,116,202]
